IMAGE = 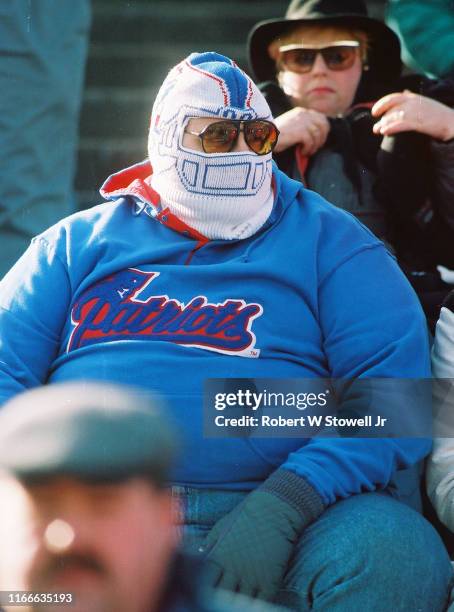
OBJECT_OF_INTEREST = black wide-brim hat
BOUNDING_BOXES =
[248,0,402,101]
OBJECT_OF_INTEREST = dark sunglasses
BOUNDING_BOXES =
[184,119,279,155]
[278,41,360,73]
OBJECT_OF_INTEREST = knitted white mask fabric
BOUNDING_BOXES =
[147,52,274,240]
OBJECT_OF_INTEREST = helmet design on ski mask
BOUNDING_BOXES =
[147,52,274,240]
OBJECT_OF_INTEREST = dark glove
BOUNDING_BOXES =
[200,468,324,601]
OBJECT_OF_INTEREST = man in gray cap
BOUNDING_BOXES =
[0,382,280,612]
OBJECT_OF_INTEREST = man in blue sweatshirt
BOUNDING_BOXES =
[0,52,451,610]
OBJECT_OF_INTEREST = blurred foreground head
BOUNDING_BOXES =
[0,382,177,612]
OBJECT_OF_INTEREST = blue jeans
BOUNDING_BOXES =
[0,1,91,278]
[172,487,453,611]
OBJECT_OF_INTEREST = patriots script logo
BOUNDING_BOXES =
[67,268,263,357]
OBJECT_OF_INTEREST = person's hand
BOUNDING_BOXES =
[274,107,330,155]
[372,91,454,141]
[199,469,324,601]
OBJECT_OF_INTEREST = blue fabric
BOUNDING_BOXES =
[0,0,91,279]
[175,486,453,611]
[0,163,431,506]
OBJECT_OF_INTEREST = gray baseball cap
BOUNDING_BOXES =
[0,382,176,484]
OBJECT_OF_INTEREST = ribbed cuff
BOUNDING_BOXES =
[260,468,324,526]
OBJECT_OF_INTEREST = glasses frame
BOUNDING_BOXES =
[184,119,280,155]
[277,40,361,74]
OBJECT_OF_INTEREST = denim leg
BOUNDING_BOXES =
[171,486,247,554]
[276,492,453,612]
[0,1,91,278]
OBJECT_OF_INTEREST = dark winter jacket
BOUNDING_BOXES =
[261,75,454,329]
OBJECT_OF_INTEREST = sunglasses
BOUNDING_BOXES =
[184,119,279,155]
[278,41,360,73]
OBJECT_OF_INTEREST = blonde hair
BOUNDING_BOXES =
[269,24,369,66]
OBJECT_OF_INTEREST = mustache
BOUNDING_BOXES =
[38,552,107,581]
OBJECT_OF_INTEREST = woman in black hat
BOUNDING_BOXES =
[248,0,454,331]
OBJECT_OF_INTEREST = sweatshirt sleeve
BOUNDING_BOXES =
[427,292,454,531]
[0,236,71,405]
[282,242,432,505]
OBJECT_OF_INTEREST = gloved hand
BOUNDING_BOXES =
[199,468,324,601]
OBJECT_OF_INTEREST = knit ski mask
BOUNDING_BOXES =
[147,52,274,240]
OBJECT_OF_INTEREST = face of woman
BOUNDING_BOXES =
[275,26,365,117]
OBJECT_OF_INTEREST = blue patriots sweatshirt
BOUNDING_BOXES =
[0,161,431,506]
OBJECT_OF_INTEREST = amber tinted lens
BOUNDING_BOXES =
[321,46,357,70]
[244,120,279,155]
[201,121,239,153]
[280,46,358,73]
[280,49,317,73]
